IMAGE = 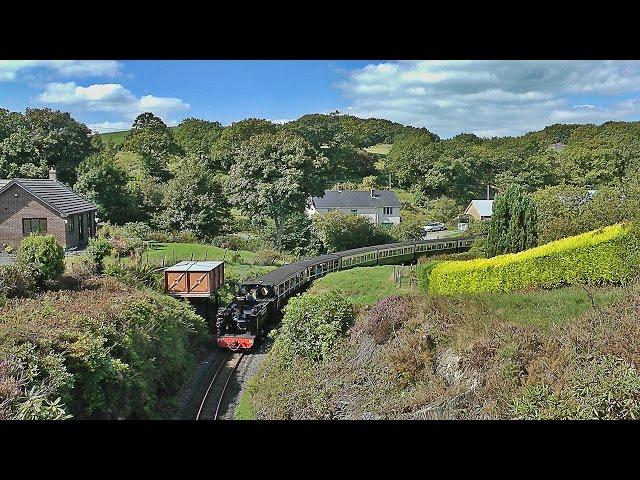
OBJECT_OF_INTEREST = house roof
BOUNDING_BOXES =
[311,189,401,209]
[0,179,97,216]
[465,199,494,217]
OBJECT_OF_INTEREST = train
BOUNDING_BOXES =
[214,236,477,350]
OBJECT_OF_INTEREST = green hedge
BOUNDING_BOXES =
[417,223,640,294]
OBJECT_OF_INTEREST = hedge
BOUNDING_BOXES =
[417,223,640,294]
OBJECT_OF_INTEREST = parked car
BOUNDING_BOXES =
[423,222,446,232]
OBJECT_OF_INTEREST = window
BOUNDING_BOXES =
[68,215,75,232]
[22,218,47,235]
[383,207,393,215]
[351,209,358,214]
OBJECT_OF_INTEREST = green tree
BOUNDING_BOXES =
[226,131,325,250]
[211,118,278,170]
[160,157,230,239]
[486,185,538,257]
[121,113,182,179]
[75,148,140,225]
[313,210,381,252]
[174,117,223,164]
[0,108,93,185]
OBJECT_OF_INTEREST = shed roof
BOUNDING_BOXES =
[165,261,223,272]
[311,189,401,209]
[465,199,494,217]
[0,179,97,216]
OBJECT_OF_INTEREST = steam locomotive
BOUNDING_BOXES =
[214,236,476,350]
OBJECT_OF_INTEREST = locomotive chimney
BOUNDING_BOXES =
[49,166,57,181]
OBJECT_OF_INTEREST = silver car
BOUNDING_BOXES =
[423,222,446,232]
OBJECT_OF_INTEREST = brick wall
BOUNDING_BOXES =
[0,184,67,250]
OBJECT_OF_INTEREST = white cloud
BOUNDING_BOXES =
[86,121,131,133]
[38,81,190,123]
[0,60,122,81]
[338,60,640,138]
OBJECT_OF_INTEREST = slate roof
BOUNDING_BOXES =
[0,179,97,216]
[311,189,401,209]
[465,199,494,217]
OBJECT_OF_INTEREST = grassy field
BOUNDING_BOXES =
[365,143,392,155]
[142,242,256,264]
[96,126,178,146]
[308,265,417,306]
[306,264,627,328]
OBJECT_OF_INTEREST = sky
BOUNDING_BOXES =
[3,60,640,138]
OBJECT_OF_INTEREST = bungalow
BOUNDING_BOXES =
[0,168,98,250]
[307,188,401,226]
[464,199,494,221]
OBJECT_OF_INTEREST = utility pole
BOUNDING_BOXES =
[486,184,490,200]
[389,173,392,190]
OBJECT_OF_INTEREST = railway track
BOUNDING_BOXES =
[196,352,244,420]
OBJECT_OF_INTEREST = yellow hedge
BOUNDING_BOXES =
[417,223,640,294]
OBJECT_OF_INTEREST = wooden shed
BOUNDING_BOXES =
[164,261,224,298]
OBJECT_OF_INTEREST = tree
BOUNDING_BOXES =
[486,184,537,257]
[313,210,388,252]
[226,131,325,249]
[75,148,140,225]
[174,118,223,164]
[160,157,230,239]
[392,217,425,241]
[121,113,182,179]
[211,118,278,170]
[0,108,93,185]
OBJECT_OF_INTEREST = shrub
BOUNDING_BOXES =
[486,184,537,257]
[271,292,355,362]
[417,223,640,294]
[4,244,14,254]
[0,263,39,298]
[85,237,114,273]
[0,280,208,419]
[16,234,65,285]
[122,221,152,240]
[253,248,281,266]
[366,295,415,344]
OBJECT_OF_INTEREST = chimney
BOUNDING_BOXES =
[370,187,375,198]
[49,166,57,181]
[337,183,342,192]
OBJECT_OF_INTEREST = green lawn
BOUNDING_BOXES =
[142,243,256,264]
[306,265,627,328]
[365,143,392,155]
[308,265,417,306]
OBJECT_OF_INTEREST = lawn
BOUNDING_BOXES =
[306,264,627,328]
[365,143,392,155]
[142,242,256,264]
[308,265,417,306]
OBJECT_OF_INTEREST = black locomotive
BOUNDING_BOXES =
[215,236,477,350]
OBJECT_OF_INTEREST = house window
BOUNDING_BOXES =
[351,209,358,214]
[68,215,75,232]
[22,218,47,235]
[383,207,393,215]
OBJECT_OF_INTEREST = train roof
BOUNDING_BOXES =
[242,253,340,286]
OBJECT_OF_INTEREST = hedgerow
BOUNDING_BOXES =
[417,223,640,294]
[0,278,208,419]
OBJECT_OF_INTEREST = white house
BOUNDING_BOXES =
[464,199,494,221]
[307,188,401,226]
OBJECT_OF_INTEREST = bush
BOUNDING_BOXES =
[366,295,415,344]
[0,280,208,419]
[85,237,114,273]
[417,223,640,294]
[271,292,355,362]
[0,263,39,298]
[16,234,65,285]
[253,248,281,266]
[122,222,152,240]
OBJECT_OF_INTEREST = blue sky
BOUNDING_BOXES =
[3,60,640,138]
